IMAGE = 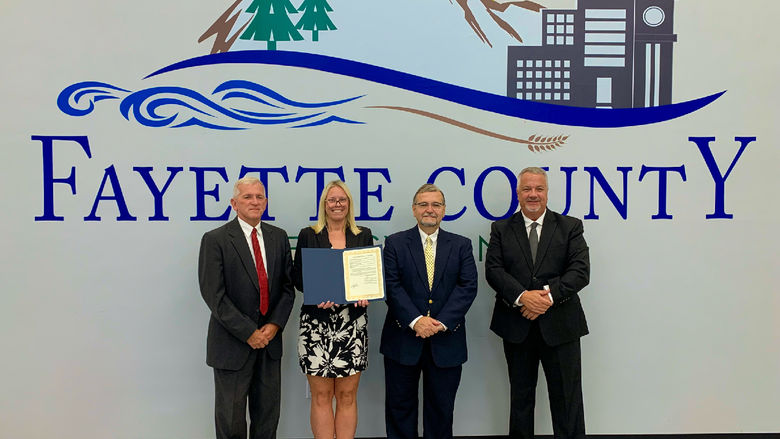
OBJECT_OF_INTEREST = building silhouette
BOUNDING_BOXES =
[507,0,676,108]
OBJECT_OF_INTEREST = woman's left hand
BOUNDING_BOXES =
[354,299,369,308]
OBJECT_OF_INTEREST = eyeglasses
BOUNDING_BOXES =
[414,202,445,209]
[326,197,348,206]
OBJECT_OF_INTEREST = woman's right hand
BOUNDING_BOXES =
[317,301,336,309]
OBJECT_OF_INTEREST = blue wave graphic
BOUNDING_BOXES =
[57,80,364,130]
[145,50,724,128]
[57,82,130,116]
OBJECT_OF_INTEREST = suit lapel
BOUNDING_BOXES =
[432,229,452,293]
[509,213,534,272]
[534,210,557,270]
[228,218,260,291]
[406,227,430,291]
[317,226,332,248]
[260,222,276,291]
[345,227,360,248]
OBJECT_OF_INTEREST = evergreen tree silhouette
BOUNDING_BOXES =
[240,0,303,50]
[295,0,336,42]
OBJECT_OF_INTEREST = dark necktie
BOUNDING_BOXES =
[251,228,269,315]
[529,222,539,263]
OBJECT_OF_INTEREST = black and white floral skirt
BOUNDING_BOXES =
[297,306,368,378]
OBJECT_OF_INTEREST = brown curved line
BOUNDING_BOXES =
[366,105,532,144]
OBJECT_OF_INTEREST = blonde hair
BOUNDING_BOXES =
[312,180,361,236]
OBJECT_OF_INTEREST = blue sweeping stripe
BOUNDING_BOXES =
[144,50,725,128]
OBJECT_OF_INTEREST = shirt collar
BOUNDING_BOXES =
[521,209,546,229]
[418,226,440,243]
[237,217,261,237]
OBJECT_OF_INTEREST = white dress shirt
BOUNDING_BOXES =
[237,217,268,275]
[409,227,447,330]
[514,210,553,307]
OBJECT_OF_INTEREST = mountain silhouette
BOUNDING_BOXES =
[452,0,544,47]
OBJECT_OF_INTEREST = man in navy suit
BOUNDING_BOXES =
[380,183,478,439]
[198,177,295,439]
[486,167,590,439]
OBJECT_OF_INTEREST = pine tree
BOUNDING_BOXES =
[295,0,336,42]
[240,0,304,50]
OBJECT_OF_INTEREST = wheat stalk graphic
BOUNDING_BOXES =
[526,135,569,152]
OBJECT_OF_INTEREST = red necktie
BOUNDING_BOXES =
[251,228,269,315]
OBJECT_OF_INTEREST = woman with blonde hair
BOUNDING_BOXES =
[292,180,373,439]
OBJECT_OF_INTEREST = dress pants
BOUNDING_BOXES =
[384,342,462,439]
[213,349,281,439]
[503,321,585,439]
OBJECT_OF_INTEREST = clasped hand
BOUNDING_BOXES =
[413,316,444,338]
[246,323,279,349]
[316,300,369,309]
[520,289,552,321]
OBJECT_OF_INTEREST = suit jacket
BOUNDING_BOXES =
[292,225,374,320]
[380,226,478,368]
[486,210,590,347]
[198,218,295,370]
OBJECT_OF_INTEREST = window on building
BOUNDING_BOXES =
[544,12,575,46]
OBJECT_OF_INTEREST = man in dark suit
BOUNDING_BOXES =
[380,183,478,439]
[486,167,590,439]
[198,176,295,439]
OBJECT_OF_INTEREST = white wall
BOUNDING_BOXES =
[1,1,778,437]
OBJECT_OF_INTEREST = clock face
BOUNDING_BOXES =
[643,6,665,27]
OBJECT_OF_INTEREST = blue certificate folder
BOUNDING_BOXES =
[301,245,385,305]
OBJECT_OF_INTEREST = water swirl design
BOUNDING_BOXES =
[57,80,364,130]
[58,50,724,135]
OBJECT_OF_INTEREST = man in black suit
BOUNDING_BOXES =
[486,167,590,439]
[380,183,478,439]
[198,176,295,439]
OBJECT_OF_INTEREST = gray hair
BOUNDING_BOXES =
[412,183,446,205]
[516,167,548,191]
[233,176,266,198]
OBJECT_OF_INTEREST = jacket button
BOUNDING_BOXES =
[428,299,433,304]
